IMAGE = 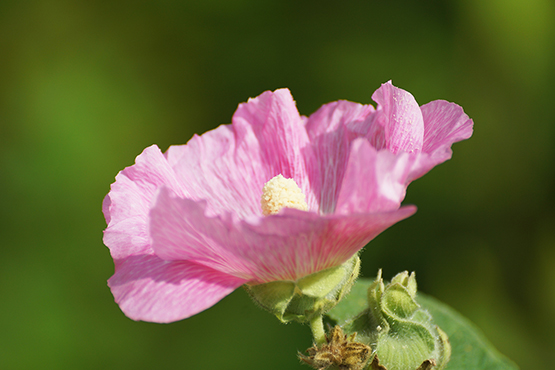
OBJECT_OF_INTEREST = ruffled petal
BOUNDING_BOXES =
[165,124,265,218]
[233,89,309,178]
[405,100,474,182]
[109,254,246,323]
[165,88,318,216]
[232,88,316,209]
[305,101,375,213]
[103,145,185,259]
[305,100,375,138]
[335,138,418,214]
[149,187,415,283]
[421,100,474,157]
[371,81,425,154]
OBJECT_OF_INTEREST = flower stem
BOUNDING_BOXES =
[309,315,326,345]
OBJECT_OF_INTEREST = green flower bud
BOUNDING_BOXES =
[244,255,361,323]
[367,270,450,370]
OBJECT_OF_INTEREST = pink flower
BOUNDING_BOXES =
[102,81,473,323]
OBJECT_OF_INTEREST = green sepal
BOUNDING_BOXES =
[244,255,360,323]
[243,280,296,316]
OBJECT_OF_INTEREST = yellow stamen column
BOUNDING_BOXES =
[261,174,308,215]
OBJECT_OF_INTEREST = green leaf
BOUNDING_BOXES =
[327,278,519,370]
[417,294,518,370]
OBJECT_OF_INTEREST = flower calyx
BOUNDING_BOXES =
[299,325,372,370]
[364,270,451,370]
[244,255,360,324]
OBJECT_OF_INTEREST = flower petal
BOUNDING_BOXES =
[421,99,474,157]
[233,88,309,178]
[232,88,316,208]
[149,187,252,278]
[149,187,415,283]
[109,254,246,323]
[405,100,474,182]
[305,101,375,213]
[371,81,424,154]
[305,100,375,138]
[103,145,185,259]
[335,138,418,214]
[165,124,265,218]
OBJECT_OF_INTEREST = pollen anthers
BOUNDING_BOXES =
[261,174,308,216]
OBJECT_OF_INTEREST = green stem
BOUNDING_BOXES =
[309,315,326,345]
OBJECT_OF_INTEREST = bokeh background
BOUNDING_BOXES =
[1,0,554,369]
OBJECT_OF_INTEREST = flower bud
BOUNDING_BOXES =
[367,270,451,370]
[244,255,360,323]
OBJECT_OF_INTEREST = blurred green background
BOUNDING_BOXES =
[1,0,554,369]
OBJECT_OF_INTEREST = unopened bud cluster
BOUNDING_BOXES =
[366,270,450,370]
[300,270,451,370]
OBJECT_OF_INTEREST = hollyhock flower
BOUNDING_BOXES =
[102,81,473,323]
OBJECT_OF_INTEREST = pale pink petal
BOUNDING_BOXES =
[421,100,474,157]
[102,194,112,224]
[103,145,185,259]
[149,187,252,278]
[405,100,474,182]
[304,101,374,213]
[371,81,425,154]
[149,187,416,283]
[165,125,265,218]
[307,128,350,214]
[232,88,316,208]
[305,100,375,138]
[103,216,152,260]
[233,89,309,179]
[335,139,418,214]
[109,255,246,323]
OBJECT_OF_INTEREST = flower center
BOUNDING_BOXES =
[261,174,308,215]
